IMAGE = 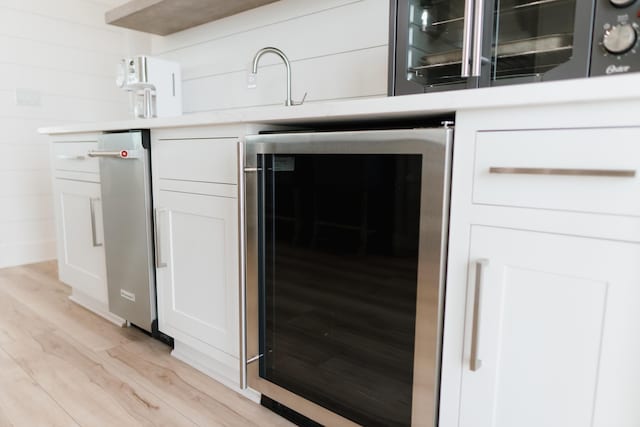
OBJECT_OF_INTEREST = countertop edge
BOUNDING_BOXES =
[38,74,640,135]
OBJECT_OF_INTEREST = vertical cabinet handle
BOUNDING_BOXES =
[471,0,486,77]
[154,208,168,269]
[470,259,489,371]
[89,198,102,248]
[460,0,475,77]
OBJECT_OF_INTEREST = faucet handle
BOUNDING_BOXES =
[293,92,307,106]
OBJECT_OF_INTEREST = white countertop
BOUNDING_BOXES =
[39,74,640,135]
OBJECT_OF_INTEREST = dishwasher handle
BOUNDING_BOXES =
[88,150,141,159]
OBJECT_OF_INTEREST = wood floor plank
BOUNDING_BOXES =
[103,341,293,427]
[0,270,143,352]
[0,347,79,427]
[103,344,260,427]
[119,340,294,426]
[0,261,291,427]
[1,334,193,427]
[0,407,11,427]
[0,286,56,345]
[39,331,198,427]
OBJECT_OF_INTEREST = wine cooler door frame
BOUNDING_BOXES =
[243,128,454,427]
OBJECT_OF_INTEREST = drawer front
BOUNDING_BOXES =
[153,138,238,184]
[473,128,640,216]
[52,142,99,174]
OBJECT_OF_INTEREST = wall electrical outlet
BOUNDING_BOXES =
[15,88,42,107]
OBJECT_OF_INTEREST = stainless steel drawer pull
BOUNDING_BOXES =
[470,259,489,372]
[89,198,102,248]
[56,154,86,161]
[489,167,636,178]
[154,208,168,269]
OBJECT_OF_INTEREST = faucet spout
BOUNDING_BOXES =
[251,47,293,107]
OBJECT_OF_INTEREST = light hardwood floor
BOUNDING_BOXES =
[0,261,293,427]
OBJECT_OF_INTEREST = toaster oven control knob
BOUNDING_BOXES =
[603,23,637,54]
[609,0,635,7]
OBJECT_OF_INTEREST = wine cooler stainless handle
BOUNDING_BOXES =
[489,167,637,178]
[87,150,123,158]
[471,0,486,77]
[89,198,102,248]
[154,208,168,269]
[461,0,475,77]
[470,259,489,372]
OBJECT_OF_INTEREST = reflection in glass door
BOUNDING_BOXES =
[403,0,473,91]
[490,0,580,83]
[259,154,422,427]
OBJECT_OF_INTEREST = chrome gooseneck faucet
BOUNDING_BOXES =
[249,47,305,107]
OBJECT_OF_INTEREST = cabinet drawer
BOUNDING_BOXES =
[473,128,640,216]
[52,142,99,174]
[153,138,238,184]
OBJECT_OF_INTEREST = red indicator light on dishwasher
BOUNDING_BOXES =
[120,150,128,158]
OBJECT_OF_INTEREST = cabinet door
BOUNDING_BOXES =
[155,190,239,357]
[459,226,640,427]
[53,179,107,303]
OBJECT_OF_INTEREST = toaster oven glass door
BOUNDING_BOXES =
[489,0,591,84]
[391,0,594,94]
[396,0,477,93]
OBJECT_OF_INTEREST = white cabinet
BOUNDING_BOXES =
[155,190,239,360]
[458,226,640,427]
[50,135,124,325]
[440,101,640,427]
[150,125,260,389]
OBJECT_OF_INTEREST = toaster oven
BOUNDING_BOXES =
[389,0,640,95]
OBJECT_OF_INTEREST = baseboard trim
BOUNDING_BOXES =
[171,341,240,390]
[68,290,126,327]
[0,240,56,269]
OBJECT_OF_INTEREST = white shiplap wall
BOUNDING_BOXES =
[0,0,147,268]
[151,0,390,113]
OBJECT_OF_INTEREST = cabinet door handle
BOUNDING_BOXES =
[89,198,102,248]
[154,208,168,269]
[489,167,636,178]
[470,259,489,372]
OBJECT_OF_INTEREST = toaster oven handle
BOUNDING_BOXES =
[471,0,486,77]
[461,0,475,78]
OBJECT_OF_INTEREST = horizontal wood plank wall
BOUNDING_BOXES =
[151,0,390,112]
[0,0,146,268]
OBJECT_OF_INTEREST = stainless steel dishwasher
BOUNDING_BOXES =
[89,130,157,333]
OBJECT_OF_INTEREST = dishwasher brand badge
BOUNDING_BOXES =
[273,157,295,172]
[120,289,136,302]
